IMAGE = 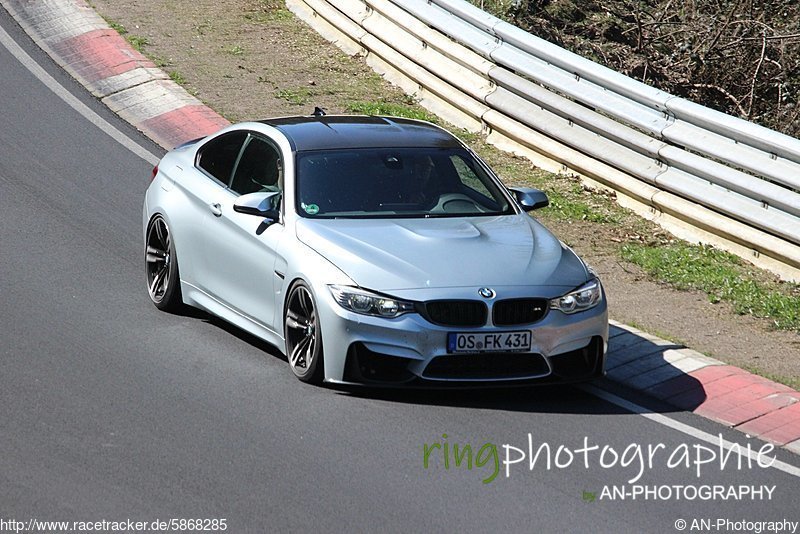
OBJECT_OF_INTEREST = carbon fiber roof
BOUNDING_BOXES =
[259,115,462,152]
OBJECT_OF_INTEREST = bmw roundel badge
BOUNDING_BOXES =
[478,287,496,299]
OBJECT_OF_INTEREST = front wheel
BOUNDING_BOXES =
[145,215,182,312]
[284,281,324,383]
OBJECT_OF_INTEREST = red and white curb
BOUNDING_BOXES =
[4,0,798,454]
[608,321,800,453]
[2,0,229,149]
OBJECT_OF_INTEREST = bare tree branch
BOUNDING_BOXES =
[740,32,800,41]
[747,31,768,119]
[704,0,744,55]
[691,83,749,116]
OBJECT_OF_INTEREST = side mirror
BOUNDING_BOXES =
[233,191,281,221]
[510,187,549,211]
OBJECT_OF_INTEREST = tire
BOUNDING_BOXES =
[284,280,324,383]
[145,215,183,312]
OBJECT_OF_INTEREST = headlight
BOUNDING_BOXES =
[328,285,415,318]
[550,279,602,314]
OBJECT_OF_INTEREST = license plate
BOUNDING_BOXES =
[447,331,532,353]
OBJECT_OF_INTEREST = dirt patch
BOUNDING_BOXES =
[91,0,799,382]
[91,0,411,120]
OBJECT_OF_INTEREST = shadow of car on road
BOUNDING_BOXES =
[192,309,707,417]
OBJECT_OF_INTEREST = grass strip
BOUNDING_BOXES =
[621,242,800,331]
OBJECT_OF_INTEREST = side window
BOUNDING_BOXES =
[230,135,283,196]
[196,131,248,184]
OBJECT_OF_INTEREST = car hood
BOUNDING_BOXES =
[295,215,589,293]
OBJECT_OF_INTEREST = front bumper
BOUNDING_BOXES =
[333,336,605,388]
[315,284,608,387]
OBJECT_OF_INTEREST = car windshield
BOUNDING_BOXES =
[295,147,514,218]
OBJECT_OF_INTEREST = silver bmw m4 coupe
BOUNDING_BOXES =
[143,115,608,386]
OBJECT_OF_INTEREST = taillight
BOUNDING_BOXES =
[151,164,159,182]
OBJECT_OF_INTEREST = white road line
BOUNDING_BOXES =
[580,383,800,479]
[0,22,160,166]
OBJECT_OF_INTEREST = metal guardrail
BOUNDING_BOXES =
[287,0,800,281]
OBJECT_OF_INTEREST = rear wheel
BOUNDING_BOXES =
[284,281,324,383]
[145,215,182,312]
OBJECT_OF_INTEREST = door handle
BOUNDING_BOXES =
[209,203,222,217]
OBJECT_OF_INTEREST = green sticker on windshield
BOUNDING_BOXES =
[304,203,320,215]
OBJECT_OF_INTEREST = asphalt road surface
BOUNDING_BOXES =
[1,8,798,533]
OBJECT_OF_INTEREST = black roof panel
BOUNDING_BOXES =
[260,115,462,152]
